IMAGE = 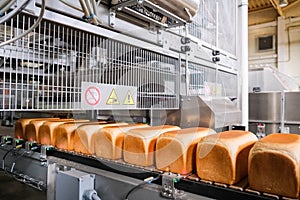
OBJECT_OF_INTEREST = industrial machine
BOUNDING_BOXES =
[0,0,257,200]
[249,66,300,135]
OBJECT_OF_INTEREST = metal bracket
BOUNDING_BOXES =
[110,0,186,28]
[40,145,52,159]
[256,123,266,139]
[109,9,116,27]
[161,173,184,199]
[1,136,13,145]
[25,141,37,151]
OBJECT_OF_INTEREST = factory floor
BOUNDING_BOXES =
[0,171,46,200]
[0,125,46,200]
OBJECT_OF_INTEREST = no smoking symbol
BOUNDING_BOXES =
[85,86,101,106]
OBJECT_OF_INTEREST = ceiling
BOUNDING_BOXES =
[248,0,300,16]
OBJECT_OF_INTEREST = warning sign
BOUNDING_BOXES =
[84,86,101,106]
[123,90,135,105]
[81,82,137,109]
[106,89,120,105]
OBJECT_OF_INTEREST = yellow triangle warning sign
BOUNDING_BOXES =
[123,90,135,105]
[106,89,120,105]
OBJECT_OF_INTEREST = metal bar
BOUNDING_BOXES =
[111,0,138,10]
[123,7,168,28]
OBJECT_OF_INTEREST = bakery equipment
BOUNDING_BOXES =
[0,0,246,199]
[249,91,300,135]
[0,140,288,200]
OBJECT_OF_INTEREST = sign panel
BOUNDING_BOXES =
[81,82,137,109]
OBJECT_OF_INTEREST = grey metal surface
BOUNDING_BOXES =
[56,169,95,200]
[249,92,281,122]
[284,92,300,122]
[248,67,299,92]
[249,122,300,135]
[0,171,46,200]
[48,156,213,200]
[0,146,213,200]
[249,91,300,135]
[0,147,48,184]
[166,95,241,129]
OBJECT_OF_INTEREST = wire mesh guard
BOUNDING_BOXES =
[188,62,237,97]
[188,0,237,55]
[0,13,179,111]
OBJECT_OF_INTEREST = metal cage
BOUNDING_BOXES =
[0,13,179,111]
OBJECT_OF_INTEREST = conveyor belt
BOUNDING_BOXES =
[47,149,285,200]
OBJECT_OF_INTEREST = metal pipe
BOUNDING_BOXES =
[0,0,31,24]
[111,0,119,5]
[0,0,11,10]
[215,2,219,97]
[239,0,249,130]
[0,0,17,15]
[0,0,46,47]
[280,91,285,133]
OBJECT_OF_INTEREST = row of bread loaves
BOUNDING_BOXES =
[15,119,300,198]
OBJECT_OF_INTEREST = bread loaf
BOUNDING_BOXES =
[95,124,149,160]
[248,133,300,198]
[73,122,128,154]
[54,121,97,150]
[38,119,77,145]
[123,125,180,166]
[25,118,61,142]
[15,118,58,139]
[156,127,215,175]
[196,130,257,184]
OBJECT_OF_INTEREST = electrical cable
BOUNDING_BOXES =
[58,0,83,12]
[2,147,19,170]
[91,0,102,23]
[124,175,160,200]
[79,0,90,19]
[58,0,101,25]
[91,193,101,200]
[0,0,46,48]
[85,0,93,15]
[0,0,31,24]
[0,0,12,10]
[96,0,101,8]
[0,0,17,16]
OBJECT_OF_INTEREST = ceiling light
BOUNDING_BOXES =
[279,0,288,7]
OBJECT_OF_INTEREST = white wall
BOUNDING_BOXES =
[248,23,277,67]
[248,4,300,86]
[279,26,300,83]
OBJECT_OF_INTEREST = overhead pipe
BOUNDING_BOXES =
[239,0,249,130]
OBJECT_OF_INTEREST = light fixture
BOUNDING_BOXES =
[279,0,288,7]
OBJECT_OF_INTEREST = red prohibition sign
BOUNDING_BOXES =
[84,86,101,106]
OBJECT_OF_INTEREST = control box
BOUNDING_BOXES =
[56,168,95,200]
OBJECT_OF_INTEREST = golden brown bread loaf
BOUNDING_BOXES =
[196,130,258,185]
[25,118,62,142]
[14,118,58,139]
[38,119,78,145]
[123,125,180,166]
[248,133,300,198]
[156,127,216,175]
[94,124,149,160]
[73,122,128,154]
[54,121,98,150]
